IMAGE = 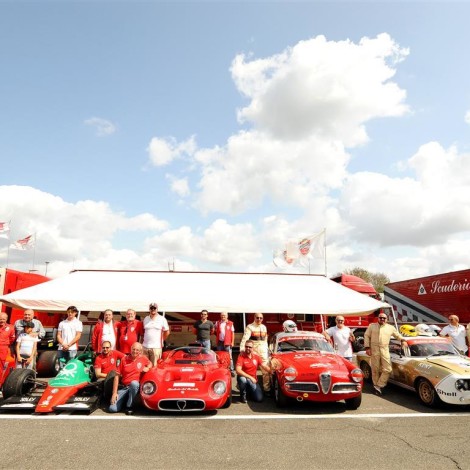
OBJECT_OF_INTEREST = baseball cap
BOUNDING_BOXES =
[149,303,158,310]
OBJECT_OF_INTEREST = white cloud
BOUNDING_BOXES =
[147,135,196,166]
[465,110,470,125]
[167,176,190,197]
[84,117,117,136]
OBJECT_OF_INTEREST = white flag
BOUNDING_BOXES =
[0,221,10,239]
[10,234,34,250]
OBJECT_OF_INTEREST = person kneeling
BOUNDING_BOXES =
[236,340,271,404]
[109,342,151,415]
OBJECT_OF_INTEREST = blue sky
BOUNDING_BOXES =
[1,1,470,281]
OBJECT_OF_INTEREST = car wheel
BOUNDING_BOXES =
[36,350,60,377]
[2,368,36,399]
[222,389,232,408]
[344,393,362,410]
[103,370,117,404]
[274,376,288,408]
[359,361,372,383]
[416,378,441,407]
[352,331,365,352]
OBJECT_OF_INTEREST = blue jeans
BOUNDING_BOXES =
[109,380,140,412]
[197,339,211,350]
[58,349,78,369]
[216,342,234,371]
[237,376,263,402]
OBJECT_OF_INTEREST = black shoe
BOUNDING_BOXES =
[240,396,247,404]
[125,408,134,415]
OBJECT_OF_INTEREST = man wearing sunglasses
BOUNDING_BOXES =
[142,303,170,366]
[364,313,407,395]
[323,316,355,361]
[240,313,270,395]
[94,340,125,379]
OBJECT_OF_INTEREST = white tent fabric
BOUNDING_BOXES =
[0,270,388,315]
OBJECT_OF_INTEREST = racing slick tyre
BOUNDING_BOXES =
[416,378,441,407]
[2,368,36,399]
[344,393,362,410]
[103,370,117,404]
[36,350,60,377]
[222,389,232,408]
[273,376,288,408]
[359,361,372,383]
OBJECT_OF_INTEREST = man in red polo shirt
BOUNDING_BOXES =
[0,313,15,363]
[117,309,144,354]
[109,342,151,415]
[236,339,271,403]
[94,341,125,379]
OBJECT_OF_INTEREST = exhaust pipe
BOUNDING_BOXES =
[296,396,304,402]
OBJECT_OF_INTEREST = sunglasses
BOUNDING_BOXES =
[102,347,110,350]
[255,317,263,320]
[378,317,387,320]
[337,320,344,323]
[245,346,253,349]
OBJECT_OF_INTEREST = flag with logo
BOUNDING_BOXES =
[0,221,10,239]
[10,234,34,250]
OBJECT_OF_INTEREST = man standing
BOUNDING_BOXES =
[57,306,83,368]
[0,313,15,364]
[92,309,119,352]
[323,316,355,361]
[440,315,468,355]
[142,303,170,366]
[94,340,125,379]
[109,342,151,415]
[214,312,235,376]
[364,314,407,395]
[236,340,271,403]
[240,313,270,395]
[117,308,144,354]
[14,309,45,341]
[193,310,214,350]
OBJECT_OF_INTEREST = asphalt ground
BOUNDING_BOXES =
[1,378,470,470]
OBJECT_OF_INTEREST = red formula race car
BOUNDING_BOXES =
[140,346,232,412]
[269,331,363,409]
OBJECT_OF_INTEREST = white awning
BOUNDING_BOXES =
[0,270,388,316]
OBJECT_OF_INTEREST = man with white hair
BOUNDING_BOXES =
[0,313,15,364]
[14,309,45,341]
[323,316,355,361]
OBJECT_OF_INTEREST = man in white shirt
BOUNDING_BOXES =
[142,303,170,366]
[323,316,355,361]
[440,315,468,355]
[57,306,83,368]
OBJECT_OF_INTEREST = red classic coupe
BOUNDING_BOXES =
[140,346,232,412]
[269,331,363,409]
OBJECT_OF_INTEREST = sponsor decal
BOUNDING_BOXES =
[51,388,59,394]
[110,358,115,364]
[73,397,90,402]
[20,397,36,402]
[137,363,142,370]
[418,363,432,370]
[436,389,457,397]
[430,278,470,294]
[310,363,331,368]
[59,362,78,378]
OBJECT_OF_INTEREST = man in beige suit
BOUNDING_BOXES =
[364,314,407,395]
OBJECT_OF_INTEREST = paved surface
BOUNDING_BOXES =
[1,380,470,470]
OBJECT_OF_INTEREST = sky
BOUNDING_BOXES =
[1,0,470,282]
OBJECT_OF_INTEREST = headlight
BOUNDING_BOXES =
[212,380,227,396]
[350,368,363,383]
[141,381,157,395]
[284,367,297,381]
[455,379,470,392]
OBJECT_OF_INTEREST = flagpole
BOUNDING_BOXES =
[31,233,37,271]
[5,219,12,268]
[323,227,327,276]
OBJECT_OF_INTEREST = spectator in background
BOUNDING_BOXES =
[94,340,125,379]
[323,316,355,361]
[0,313,15,364]
[92,309,118,353]
[440,315,468,355]
[117,309,144,354]
[109,342,151,415]
[57,306,83,368]
[214,312,235,377]
[193,310,214,350]
[142,303,170,366]
[15,321,39,369]
[14,309,45,341]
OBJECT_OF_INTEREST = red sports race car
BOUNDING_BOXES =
[140,346,232,412]
[269,331,363,409]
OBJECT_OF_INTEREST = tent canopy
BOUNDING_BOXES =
[0,270,388,316]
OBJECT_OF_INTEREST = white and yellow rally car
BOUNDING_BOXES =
[357,336,470,407]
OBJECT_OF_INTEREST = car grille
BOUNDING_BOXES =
[331,383,360,393]
[158,399,205,412]
[320,372,332,394]
[285,382,320,393]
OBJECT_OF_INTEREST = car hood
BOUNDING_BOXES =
[426,356,470,374]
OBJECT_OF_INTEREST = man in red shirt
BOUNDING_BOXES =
[235,340,271,403]
[0,313,15,363]
[94,341,125,379]
[117,309,144,354]
[92,309,119,353]
[109,342,151,415]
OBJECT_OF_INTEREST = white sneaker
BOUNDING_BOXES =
[373,385,382,395]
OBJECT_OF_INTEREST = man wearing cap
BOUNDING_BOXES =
[117,308,144,354]
[57,306,83,369]
[364,314,407,395]
[142,303,170,366]
[92,309,119,353]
